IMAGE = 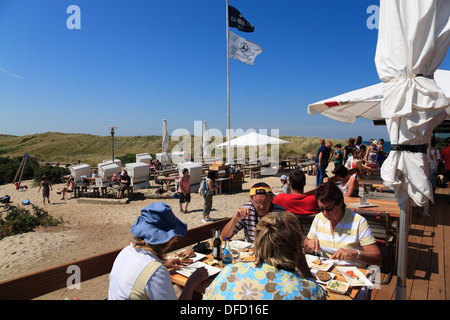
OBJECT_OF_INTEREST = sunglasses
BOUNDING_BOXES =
[318,203,337,212]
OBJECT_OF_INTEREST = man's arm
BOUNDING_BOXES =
[220,207,251,241]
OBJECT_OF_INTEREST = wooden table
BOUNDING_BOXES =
[159,176,178,189]
[170,253,369,300]
[344,196,401,218]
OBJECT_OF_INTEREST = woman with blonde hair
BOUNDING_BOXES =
[204,212,326,300]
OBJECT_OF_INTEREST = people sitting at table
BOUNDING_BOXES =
[60,177,75,200]
[154,159,163,171]
[278,174,291,194]
[273,169,319,215]
[116,170,131,198]
[335,166,359,198]
[220,182,284,243]
[108,202,208,300]
[203,211,326,300]
[303,182,382,267]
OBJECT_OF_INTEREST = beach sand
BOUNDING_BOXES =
[0,168,328,300]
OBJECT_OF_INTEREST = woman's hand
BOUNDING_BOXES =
[164,257,182,273]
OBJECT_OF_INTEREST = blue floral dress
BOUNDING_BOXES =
[203,262,326,300]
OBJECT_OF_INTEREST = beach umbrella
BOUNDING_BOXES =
[203,121,210,158]
[162,119,170,168]
[308,70,450,124]
[374,0,450,300]
[215,131,290,149]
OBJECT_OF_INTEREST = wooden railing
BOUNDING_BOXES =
[0,218,231,300]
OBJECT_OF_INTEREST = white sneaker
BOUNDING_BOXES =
[202,217,211,223]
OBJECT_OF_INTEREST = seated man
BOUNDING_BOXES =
[220,182,285,243]
[116,170,131,198]
[303,182,382,267]
[273,169,318,215]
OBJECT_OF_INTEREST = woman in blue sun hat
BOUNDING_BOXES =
[108,202,208,300]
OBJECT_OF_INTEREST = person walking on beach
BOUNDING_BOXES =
[202,170,218,222]
[38,175,53,205]
[178,168,191,213]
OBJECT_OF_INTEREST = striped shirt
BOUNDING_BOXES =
[306,208,375,266]
[234,201,285,243]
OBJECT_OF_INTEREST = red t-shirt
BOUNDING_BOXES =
[442,146,450,170]
[273,193,319,215]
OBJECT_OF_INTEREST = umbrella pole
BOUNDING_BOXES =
[395,198,410,300]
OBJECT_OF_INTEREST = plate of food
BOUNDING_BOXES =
[326,280,349,294]
[305,254,335,272]
[237,250,255,262]
[336,266,373,288]
[311,269,335,285]
[176,261,221,278]
[174,249,205,264]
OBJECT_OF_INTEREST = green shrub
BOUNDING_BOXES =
[0,156,39,185]
[34,165,70,185]
[0,204,63,238]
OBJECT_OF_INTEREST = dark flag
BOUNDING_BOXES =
[228,5,255,33]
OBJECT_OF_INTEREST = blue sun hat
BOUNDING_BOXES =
[130,202,187,245]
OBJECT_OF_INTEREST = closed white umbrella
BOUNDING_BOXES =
[203,121,210,158]
[162,119,170,168]
[375,0,450,300]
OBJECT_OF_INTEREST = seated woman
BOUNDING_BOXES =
[108,202,208,300]
[203,211,326,300]
[303,182,382,267]
[60,177,75,200]
[335,166,359,197]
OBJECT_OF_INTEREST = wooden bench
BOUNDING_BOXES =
[0,218,231,300]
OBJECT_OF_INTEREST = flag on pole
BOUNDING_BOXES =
[228,30,263,65]
[228,5,254,33]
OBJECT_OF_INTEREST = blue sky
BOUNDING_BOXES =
[1,0,450,141]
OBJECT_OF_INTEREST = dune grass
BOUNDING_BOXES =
[0,132,346,166]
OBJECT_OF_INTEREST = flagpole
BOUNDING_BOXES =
[226,0,231,165]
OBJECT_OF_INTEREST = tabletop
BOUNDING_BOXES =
[344,196,401,218]
[169,252,369,300]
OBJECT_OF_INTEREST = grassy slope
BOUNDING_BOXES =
[0,132,346,166]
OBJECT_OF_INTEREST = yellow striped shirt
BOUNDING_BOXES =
[306,208,376,266]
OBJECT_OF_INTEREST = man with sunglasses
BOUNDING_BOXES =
[303,182,382,267]
[220,182,285,243]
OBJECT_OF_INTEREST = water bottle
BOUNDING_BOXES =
[222,236,233,266]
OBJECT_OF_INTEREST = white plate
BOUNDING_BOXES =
[176,261,221,278]
[305,254,335,272]
[173,251,206,263]
[311,269,336,285]
[229,240,253,251]
[336,266,373,288]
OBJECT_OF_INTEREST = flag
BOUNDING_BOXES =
[228,5,254,33]
[228,31,263,65]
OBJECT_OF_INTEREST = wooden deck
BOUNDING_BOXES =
[372,190,450,300]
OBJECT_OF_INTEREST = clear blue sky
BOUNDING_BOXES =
[1,0,450,141]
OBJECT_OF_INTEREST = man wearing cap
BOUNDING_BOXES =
[273,169,319,215]
[220,182,285,243]
[108,202,208,300]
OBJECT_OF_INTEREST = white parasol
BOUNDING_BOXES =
[215,131,290,149]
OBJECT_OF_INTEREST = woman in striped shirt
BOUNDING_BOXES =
[304,182,382,267]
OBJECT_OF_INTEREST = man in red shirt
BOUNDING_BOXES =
[440,137,450,188]
[273,169,319,215]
